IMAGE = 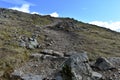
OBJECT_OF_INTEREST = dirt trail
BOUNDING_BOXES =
[43,27,85,53]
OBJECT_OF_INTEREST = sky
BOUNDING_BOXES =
[0,0,120,32]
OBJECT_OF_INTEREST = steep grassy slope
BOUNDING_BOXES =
[45,19,120,58]
[0,8,120,79]
[0,8,54,79]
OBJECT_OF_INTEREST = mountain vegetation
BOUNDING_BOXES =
[0,8,120,80]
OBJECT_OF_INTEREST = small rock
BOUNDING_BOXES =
[29,38,39,48]
[0,71,4,77]
[43,55,57,59]
[56,75,63,80]
[19,40,26,47]
[30,53,43,59]
[21,74,42,80]
[27,43,35,49]
[41,49,53,55]
[109,77,113,80]
[53,51,64,57]
[12,70,42,80]
[41,49,64,57]
[64,51,77,57]
[91,71,102,80]
[11,70,23,78]
[118,70,120,74]
[94,57,115,70]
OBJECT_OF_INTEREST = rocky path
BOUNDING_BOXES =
[11,51,120,80]
[43,26,85,53]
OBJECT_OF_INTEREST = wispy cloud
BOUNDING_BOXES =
[89,21,120,32]
[50,12,59,17]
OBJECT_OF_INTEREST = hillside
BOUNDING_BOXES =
[0,8,120,79]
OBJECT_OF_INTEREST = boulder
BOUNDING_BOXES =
[94,57,115,70]
[61,52,102,80]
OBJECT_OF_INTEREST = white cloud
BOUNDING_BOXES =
[1,0,59,17]
[50,12,59,17]
[10,4,30,13]
[89,21,120,32]
[10,4,59,17]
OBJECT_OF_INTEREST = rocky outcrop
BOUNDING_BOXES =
[52,21,78,31]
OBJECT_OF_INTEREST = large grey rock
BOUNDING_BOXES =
[94,57,115,70]
[62,52,102,80]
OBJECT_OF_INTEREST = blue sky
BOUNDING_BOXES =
[0,0,120,31]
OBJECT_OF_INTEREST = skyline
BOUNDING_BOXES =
[0,0,120,31]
